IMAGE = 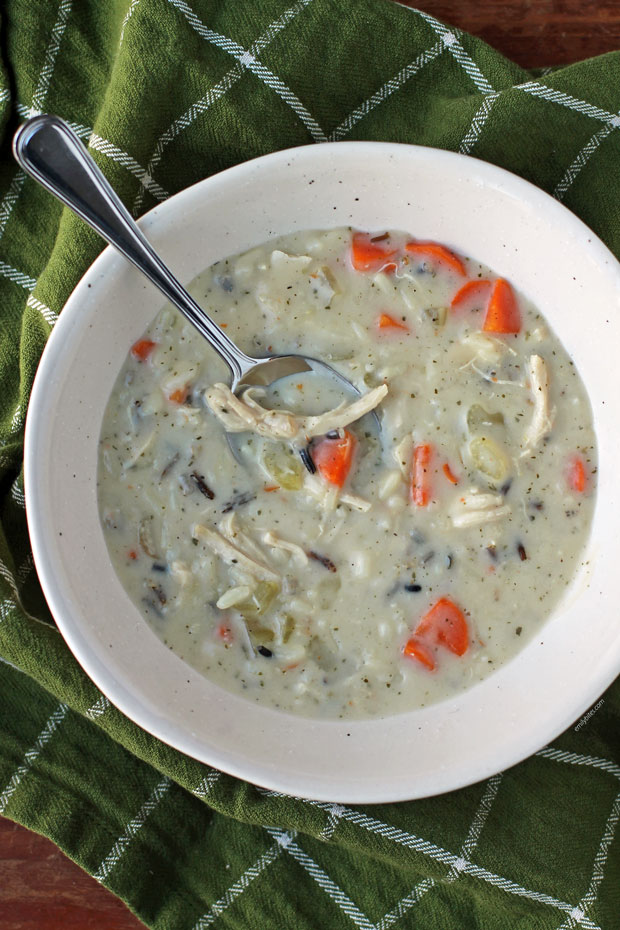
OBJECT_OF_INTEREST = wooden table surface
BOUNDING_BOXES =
[3,2,620,928]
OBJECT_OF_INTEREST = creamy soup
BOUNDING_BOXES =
[97,228,596,719]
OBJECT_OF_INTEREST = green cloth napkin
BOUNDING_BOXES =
[1,0,620,927]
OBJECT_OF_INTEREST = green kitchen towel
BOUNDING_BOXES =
[1,1,620,927]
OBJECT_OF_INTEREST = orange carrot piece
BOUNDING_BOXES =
[405,241,466,276]
[403,637,436,671]
[415,597,469,656]
[131,339,157,361]
[264,485,280,492]
[482,279,521,334]
[128,550,138,561]
[442,462,459,485]
[351,232,398,272]
[376,312,409,332]
[411,443,433,506]
[217,623,234,643]
[168,386,188,404]
[567,454,587,493]
[313,430,357,488]
[450,279,491,310]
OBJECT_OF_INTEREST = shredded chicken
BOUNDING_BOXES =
[462,331,515,362]
[205,383,387,442]
[450,488,511,528]
[301,473,371,512]
[256,251,336,313]
[393,435,413,478]
[522,354,554,453]
[339,493,372,512]
[170,560,193,587]
[218,511,267,564]
[122,430,156,470]
[192,523,279,583]
[263,531,308,565]
[216,585,253,609]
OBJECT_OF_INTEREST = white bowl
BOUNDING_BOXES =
[25,142,620,803]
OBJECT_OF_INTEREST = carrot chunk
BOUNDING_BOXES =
[405,241,466,276]
[168,386,188,404]
[376,312,409,332]
[351,233,397,272]
[403,637,436,671]
[216,623,234,643]
[131,339,157,361]
[411,443,433,506]
[567,454,587,493]
[442,462,459,485]
[313,430,357,488]
[450,279,491,310]
[482,279,521,334]
[415,597,469,656]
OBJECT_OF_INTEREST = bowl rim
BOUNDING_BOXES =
[24,140,620,803]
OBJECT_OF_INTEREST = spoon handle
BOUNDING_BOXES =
[13,114,254,385]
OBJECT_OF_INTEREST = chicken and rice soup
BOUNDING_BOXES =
[97,228,596,719]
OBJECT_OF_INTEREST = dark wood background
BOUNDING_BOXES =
[2,2,619,928]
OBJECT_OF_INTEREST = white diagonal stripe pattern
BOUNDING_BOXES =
[0,0,73,243]
[84,694,111,720]
[134,0,314,213]
[0,596,18,623]
[192,770,222,799]
[87,133,168,200]
[10,477,25,508]
[0,703,69,814]
[93,776,172,883]
[554,122,618,200]
[120,0,141,46]
[459,91,500,154]
[14,103,167,201]
[537,747,620,781]
[132,64,244,217]
[0,261,36,291]
[27,294,58,325]
[266,827,375,930]
[330,38,449,141]
[318,803,345,841]
[192,835,290,929]
[516,81,619,125]
[259,790,599,927]
[0,173,27,241]
[375,878,436,930]
[0,557,40,625]
[29,0,73,116]
[556,790,620,930]
[0,557,21,602]
[458,773,503,862]
[167,0,326,141]
[416,9,493,94]
[411,7,500,155]
[10,402,24,434]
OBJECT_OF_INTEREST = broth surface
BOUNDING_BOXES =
[98,228,596,718]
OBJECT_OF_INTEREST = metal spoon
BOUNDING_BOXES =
[12,114,365,403]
